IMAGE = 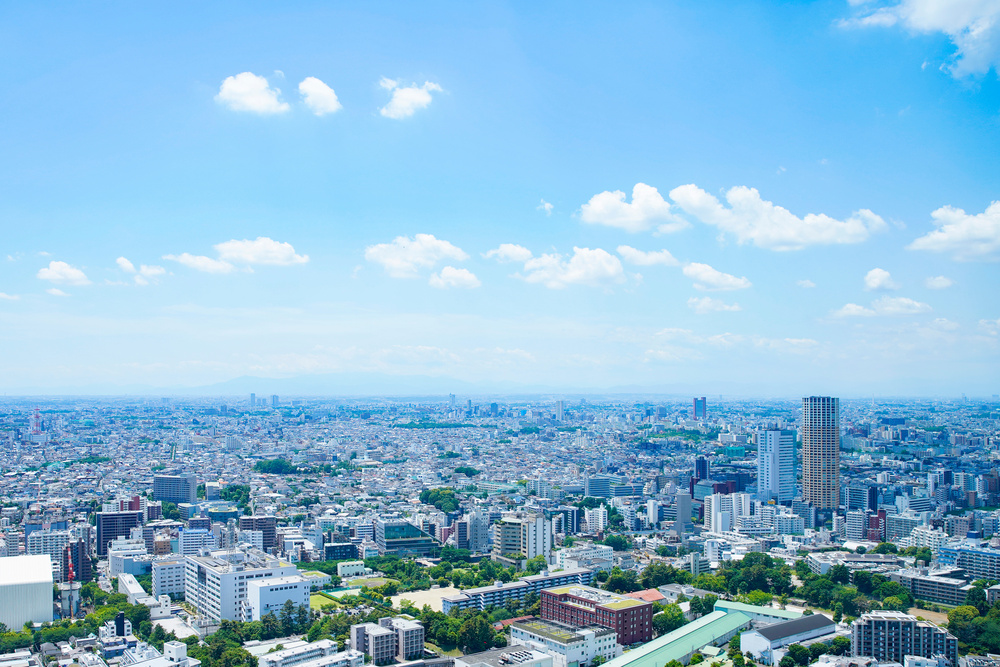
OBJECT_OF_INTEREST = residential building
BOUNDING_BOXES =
[802,396,840,511]
[153,474,197,505]
[492,512,552,567]
[350,617,424,665]
[152,558,186,599]
[755,430,796,503]
[851,611,957,666]
[239,516,278,552]
[443,568,594,612]
[97,511,144,557]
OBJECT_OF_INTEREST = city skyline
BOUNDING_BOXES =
[1,2,998,395]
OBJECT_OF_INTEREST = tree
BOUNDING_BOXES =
[603,535,630,552]
[870,542,898,554]
[688,596,704,618]
[786,643,811,667]
[829,636,852,656]
[966,586,988,614]
[947,605,980,645]
[459,616,494,653]
[833,603,843,624]
[653,605,687,636]
[779,657,796,667]
[828,565,851,585]
[525,556,548,576]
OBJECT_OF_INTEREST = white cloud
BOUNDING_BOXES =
[37,260,90,285]
[864,267,900,290]
[484,244,533,263]
[840,0,1000,78]
[163,253,235,274]
[46,288,69,297]
[365,234,468,278]
[834,295,932,317]
[833,303,877,317]
[215,72,290,114]
[925,275,954,289]
[682,262,752,291]
[907,201,1000,261]
[670,184,887,250]
[215,237,309,266]
[580,183,688,233]
[980,318,1000,335]
[133,264,166,286]
[0,292,19,300]
[521,247,626,289]
[429,266,481,289]
[299,77,342,115]
[616,245,679,267]
[688,296,742,314]
[379,78,442,119]
[931,317,960,331]
[116,257,136,273]
[873,295,932,315]
[797,279,817,288]
[538,199,554,216]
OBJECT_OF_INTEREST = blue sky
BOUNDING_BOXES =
[1,1,998,396]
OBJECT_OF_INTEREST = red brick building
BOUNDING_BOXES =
[540,585,653,645]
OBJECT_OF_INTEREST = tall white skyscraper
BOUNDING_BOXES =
[555,400,565,422]
[755,429,796,502]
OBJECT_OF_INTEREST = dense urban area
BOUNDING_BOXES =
[2,393,1000,667]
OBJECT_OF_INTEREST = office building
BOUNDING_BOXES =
[375,518,440,557]
[250,393,256,407]
[245,575,310,621]
[239,515,278,552]
[556,401,565,422]
[152,558,187,599]
[184,549,299,621]
[851,611,956,666]
[0,555,53,630]
[96,510,144,556]
[541,585,653,645]
[802,396,840,511]
[271,394,279,408]
[695,456,710,481]
[755,430,796,503]
[153,474,197,505]
[584,507,608,534]
[693,397,707,420]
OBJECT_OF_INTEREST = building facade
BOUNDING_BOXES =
[802,396,840,511]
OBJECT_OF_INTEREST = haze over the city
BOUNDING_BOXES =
[1,1,998,396]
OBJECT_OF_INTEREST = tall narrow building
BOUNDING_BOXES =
[802,396,840,511]
[755,429,796,502]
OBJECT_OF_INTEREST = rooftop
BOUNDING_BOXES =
[600,610,752,667]
[0,555,53,585]
[756,614,835,642]
[511,618,597,644]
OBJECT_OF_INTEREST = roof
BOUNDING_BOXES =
[756,614,835,642]
[510,618,586,643]
[0,555,53,585]
[601,610,753,667]
[627,589,666,602]
[715,600,802,620]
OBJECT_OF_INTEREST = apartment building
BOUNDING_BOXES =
[851,611,957,666]
[442,568,594,613]
[509,618,621,667]
[350,617,424,665]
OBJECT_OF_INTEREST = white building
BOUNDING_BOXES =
[26,529,71,579]
[178,529,217,556]
[741,615,836,665]
[152,558,187,599]
[755,430,796,503]
[258,640,363,667]
[555,543,614,571]
[244,575,311,621]
[510,618,621,667]
[184,549,299,621]
[584,507,607,533]
[337,561,367,578]
[0,555,53,630]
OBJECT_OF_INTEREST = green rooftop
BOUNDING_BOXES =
[713,601,802,620]
[603,599,645,610]
[600,611,752,667]
[511,619,582,644]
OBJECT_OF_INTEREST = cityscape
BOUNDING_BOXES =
[1,392,1000,667]
[1,4,999,667]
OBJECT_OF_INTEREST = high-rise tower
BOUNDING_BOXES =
[756,429,796,503]
[802,396,840,510]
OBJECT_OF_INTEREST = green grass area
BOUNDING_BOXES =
[310,592,341,611]
[348,577,398,588]
[425,642,464,658]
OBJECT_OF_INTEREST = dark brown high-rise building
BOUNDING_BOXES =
[802,396,840,510]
